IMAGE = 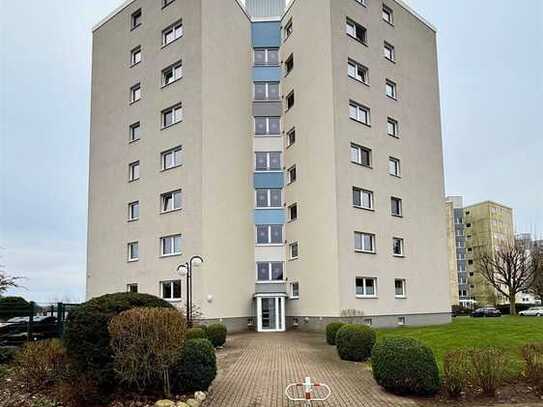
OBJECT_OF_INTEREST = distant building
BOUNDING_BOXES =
[445,196,462,307]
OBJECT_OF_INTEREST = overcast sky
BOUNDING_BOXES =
[0,0,541,303]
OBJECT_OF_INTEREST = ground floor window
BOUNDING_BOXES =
[161,280,182,300]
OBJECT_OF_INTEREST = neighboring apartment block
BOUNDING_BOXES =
[445,196,462,307]
[87,0,451,332]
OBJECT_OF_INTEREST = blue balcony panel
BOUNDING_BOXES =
[254,209,285,225]
[254,172,284,189]
[252,22,281,48]
[253,66,282,82]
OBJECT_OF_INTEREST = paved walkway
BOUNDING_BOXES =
[203,331,417,407]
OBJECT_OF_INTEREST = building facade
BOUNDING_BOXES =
[445,196,463,307]
[87,0,452,332]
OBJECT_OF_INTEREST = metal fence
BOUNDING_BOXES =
[0,302,80,345]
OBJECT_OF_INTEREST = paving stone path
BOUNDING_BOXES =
[203,331,417,407]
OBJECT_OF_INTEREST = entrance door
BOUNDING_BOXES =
[257,296,285,332]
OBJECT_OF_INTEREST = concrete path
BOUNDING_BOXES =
[203,331,417,407]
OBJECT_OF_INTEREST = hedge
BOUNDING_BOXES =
[335,324,376,362]
[326,322,345,346]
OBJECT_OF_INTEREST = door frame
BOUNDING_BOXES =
[255,294,286,332]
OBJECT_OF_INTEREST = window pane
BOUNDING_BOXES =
[269,153,281,170]
[162,282,172,299]
[174,149,182,166]
[174,25,183,38]
[174,191,182,209]
[164,110,173,127]
[351,146,360,163]
[254,83,266,100]
[165,151,174,169]
[255,118,267,135]
[366,279,375,296]
[174,236,181,253]
[256,190,268,207]
[348,63,356,78]
[269,118,280,134]
[174,106,182,123]
[257,263,269,280]
[270,225,282,243]
[362,191,372,208]
[268,49,279,65]
[256,225,269,244]
[254,49,266,65]
[255,153,267,170]
[349,104,358,120]
[165,30,174,44]
[163,237,172,254]
[271,263,283,280]
[355,278,364,295]
[361,149,370,166]
[173,280,181,298]
[270,189,281,207]
[353,189,361,207]
[268,83,280,100]
[163,195,172,211]
[354,233,362,251]
[363,234,373,251]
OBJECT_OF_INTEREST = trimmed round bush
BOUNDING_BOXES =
[372,337,440,396]
[186,327,208,341]
[64,292,173,389]
[326,322,345,345]
[206,323,227,347]
[172,338,217,393]
[336,324,376,362]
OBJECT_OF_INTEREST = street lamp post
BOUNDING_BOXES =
[177,255,204,328]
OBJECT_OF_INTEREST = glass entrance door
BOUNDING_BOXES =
[257,296,285,332]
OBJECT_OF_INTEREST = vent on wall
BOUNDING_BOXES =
[245,0,286,18]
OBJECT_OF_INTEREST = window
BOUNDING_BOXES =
[255,152,281,171]
[287,165,297,184]
[351,144,371,167]
[128,242,139,261]
[255,117,281,136]
[393,237,405,256]
[254,48,279,66]
[160,234,182,256]
[286,91,295,110]
[130,46,141,66]
[288,204,298,221]
[162,103,183,128]
[162,20,183,46]
[387,118,398,137]
[161,190,182,213]
[161,280,182,300]
[131,9,142,30]
[354,232,375,253]
[383,5,394,24]
[346,18,367,44]
[162,0,175,8]
[389,157,401,177]
[395,279,406,297]
[254,82,280,101]
[162,60,183,86]
[128,201,140,221]
[257,262,284,281]
[385,79,397,99]
[354,0,368,6]
[284,18,293,40]
[287,128,296,147]
[349,101,370,125]
[290,282,300,299]
[130,83,141,103]
[384,42,395,61]
[289,242,299,259]
[348,59,368,85]
[127,283,138,293]
[256,189,282,208]
[285,54,294,75]
[356,277,377,297]
[129,122,141,142]
[161,146,182,170]
[256,225,283,244]
[391,197,403,217]
[398,316,406,326]
[129,161,140,182]
[353,188,374,210]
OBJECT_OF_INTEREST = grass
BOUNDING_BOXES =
[376,316,543,375]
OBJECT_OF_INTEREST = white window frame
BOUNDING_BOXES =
[162,20,183,46]
[285,53,294,75]
[129,122,141,142]
[398,316,406,326]
[351,143,372,167]
[393,237,405,257]
[383,5,394,24]
[161,146,182,170]
[395,279,406,298]
[389,157,401,177]
[356,277,377,298]
[284,18,293,41]
[286,91,295,110]
[353,187,374,210]
[346,18,367,44]
[130,83,141,103]
[354,0,368,6]
[127,283,138,293]
[288,203,298,221]
[254,82,280,101]
[391,197,403,217]
[255,152,282,171]
[286,127,296,147]
[161,189,182,213]
[347,59,368,85]
[255,188,282,208]
[162,60,183,87]
[130,46,142,66]
[385,79,398,99]
[355,232,376,253]
[289,241,299,259]
[131,9,142,30]
[387,117,398,137]
[256,262,284,282]
[128,161,140,182]
[128,201,140,221]
[384,42,396,62]
[256,224,283,245]
[160,280,182,300]
[128,242,139,262]
[290,282,300,299]
[162,103,183,128]
[254,48,280,66]
[162,0,175,8]
[287,165,297,184]
[160,234,182,257]
[349,101,370,125]
[254,117,281,136]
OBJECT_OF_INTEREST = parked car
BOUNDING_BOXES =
[519,306,543,317]
[471,307,502,318]
[0,316,58,345]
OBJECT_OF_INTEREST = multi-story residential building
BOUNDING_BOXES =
[87,0,452,332]
[445,196,463,307]
[463,201,514,305]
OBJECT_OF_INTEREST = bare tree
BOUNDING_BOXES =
[528,247,543,302]
[0,271,21,295]
[477,242,537,314]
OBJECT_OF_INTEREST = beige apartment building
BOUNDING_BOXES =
[87,0,452,332]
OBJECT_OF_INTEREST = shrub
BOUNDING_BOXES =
[64,292,173,389]
[335,324,376,362]
[0,296,30,321]
[206,323,227,348]
[372,337,440,396]
[186,327,207,341]
[15,339,67,389]
[0,347,17,365]
[468,347,507,396]
[171,339,217,393]
[326,322,345,346]
[521,343,543,391]
[54,373,102,407]
[443,349,471,398]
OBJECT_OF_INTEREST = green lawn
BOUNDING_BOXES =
[376,316,543,374]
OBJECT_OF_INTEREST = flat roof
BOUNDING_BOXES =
[464,201,513,211]
[93,0,436,32]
